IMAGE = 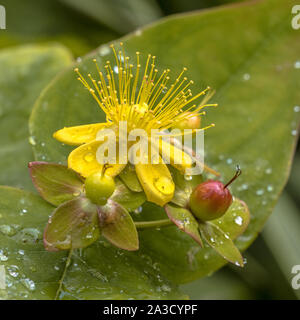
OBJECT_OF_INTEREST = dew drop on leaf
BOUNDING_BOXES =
[234,216,243,226]
[294,105,300,112]
[21,278,36,291]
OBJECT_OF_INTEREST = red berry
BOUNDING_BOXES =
[189,167,241,221]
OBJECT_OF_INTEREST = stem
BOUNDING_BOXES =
[134,219,173,229]
[55,248,73,300]
[224,165,242,189]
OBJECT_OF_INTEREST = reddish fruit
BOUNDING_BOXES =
[189,167,241,221]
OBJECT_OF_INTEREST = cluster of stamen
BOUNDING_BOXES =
[74,42,217,133]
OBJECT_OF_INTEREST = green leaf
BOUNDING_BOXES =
[110,179,146,211]
[98,200,139,251]
[29,0,300,282]
[0,187,185,299]
[60,0,162,34]
[164,204,203,247]
[0,44,72,190]
[199,221,244,267]
[44,197,100,251]
[29,162,84,206]
[0,0,119,57]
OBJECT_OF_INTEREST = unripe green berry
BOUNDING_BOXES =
[85,171,115,205]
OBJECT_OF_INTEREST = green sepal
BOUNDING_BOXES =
[44,197,100,251]
[199,221,244,267]
[98,200,139,251]
[164,203,203,247]
[29,162,84,206]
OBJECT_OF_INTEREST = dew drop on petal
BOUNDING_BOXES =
[154,176,174,195]
[84,152,94,163]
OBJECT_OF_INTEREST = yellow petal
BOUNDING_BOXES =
[68,140,126,178]
[53,123,109,146]
[159,139,193,173]
[135,159,175,206]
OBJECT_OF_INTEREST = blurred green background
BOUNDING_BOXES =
[0,0,299,299]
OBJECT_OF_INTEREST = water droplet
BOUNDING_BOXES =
[54,265,60,271]
[291,129,298,136]
[41,142,45,147]
[21,278,35,291]
[133,206,143,214]
[162,87,168,94]
[234,216,243,226]
[72,191,80,197]
[294,106,300,112]
[18,250,25,255]
[99,46,110,56]
[19,208,28,216]
[84,152,94,162]
[184,174,192,181]
[256,189,264,196]
[265,168,272,174]
[7,265,19,278]
[224,233,230,239]
[226,158,233,164]
[0,225,17,236]
[294,61,300,69]
[18,228,42,243]
[243,73,250,81]
[243,257,248,265]
[135,29,142,36]
[113,65,119,74]
[154,176,174,195]
[210,237,215,243]
[30,266,36,272]
[235,261,241,267]
[76,57,82,63]
[160,284,171,292]
[267,185,274,192]
[28,136,36,146]
[0,249,8,261]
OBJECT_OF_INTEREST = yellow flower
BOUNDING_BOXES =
[53,43,216,206]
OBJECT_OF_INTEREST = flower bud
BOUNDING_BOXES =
[85,171,115,205]
[189,167,241,221]
[172,112,201,130]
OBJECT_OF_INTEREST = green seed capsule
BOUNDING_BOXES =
[85,171,115,205]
